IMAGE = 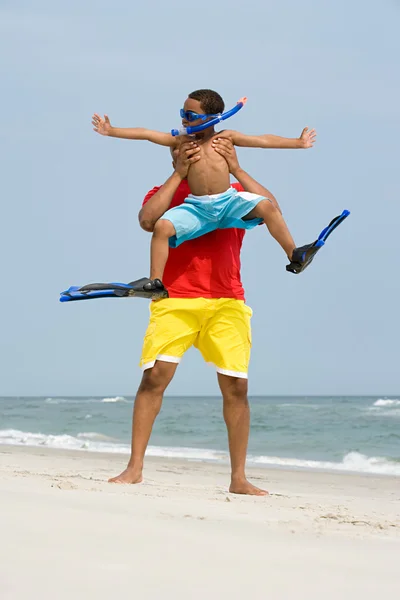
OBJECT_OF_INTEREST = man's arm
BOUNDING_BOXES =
[92,113,176,147]
[138,142,200,231]
[223,127,316,149]
[212,138,282,213]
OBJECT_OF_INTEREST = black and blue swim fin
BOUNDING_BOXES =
[60,277,168,302]
[286,210,350,275]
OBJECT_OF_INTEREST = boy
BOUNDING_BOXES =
[92,89,317,291]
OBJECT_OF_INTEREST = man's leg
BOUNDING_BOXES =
[196,299,268,495]
[109,360,178,483]
[217,373,268,496]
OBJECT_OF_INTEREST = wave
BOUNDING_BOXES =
[0,429,128,453]
[368,398,400,418]
[373,399,400,407]
[1,429,399,477]
[45,398,93,405]
[45,398,68,405]
[0,429,224,460]
[45,396,129,405]
[77,432,118,442]
[251,451,400,476]
[101,396,128,403]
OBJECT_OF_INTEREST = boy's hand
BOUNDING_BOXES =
[212,138,241,176]
[175,142,201,178]
[299,127,317,148]
[92,113,112,136]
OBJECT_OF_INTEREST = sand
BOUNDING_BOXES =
[0,445,399,599]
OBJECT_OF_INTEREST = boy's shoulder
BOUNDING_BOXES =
[212,129,232,138]
[211,129,239,141]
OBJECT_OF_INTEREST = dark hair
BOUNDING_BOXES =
[188,89,225,114]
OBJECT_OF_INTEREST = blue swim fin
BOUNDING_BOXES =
[286,210,350,274]
[60,277,168,302]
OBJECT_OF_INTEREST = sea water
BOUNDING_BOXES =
[1,395,400,476]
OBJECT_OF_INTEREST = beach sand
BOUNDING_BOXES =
[0,445,399,599]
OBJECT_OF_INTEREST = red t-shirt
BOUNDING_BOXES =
[142,180,246,300]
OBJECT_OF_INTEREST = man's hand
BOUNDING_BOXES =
[212,138,241,176]
[92,113,112,136]
[174,141,201,179]
[299,127,317,148]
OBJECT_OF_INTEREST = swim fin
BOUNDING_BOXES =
[60,277,168,302]
[286,210,350,275]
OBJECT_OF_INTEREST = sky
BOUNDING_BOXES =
[0,0,399,397]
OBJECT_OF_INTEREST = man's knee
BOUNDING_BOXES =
[220,375,248,402]
[138,362,176,395]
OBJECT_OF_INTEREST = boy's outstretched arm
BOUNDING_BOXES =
[92,113,176,147]
[226,127,316,149]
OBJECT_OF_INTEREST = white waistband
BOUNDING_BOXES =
[189,187,233,200]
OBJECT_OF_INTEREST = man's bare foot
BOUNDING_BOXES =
[108,467,143,484]
[229,478,268,496]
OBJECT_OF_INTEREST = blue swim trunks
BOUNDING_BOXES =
[161,187,265,248]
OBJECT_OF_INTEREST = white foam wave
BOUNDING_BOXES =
[0,429,93,450]
[0,429,128,453]
[368,401,400,418]
[44,397,129,405]
[145,446,226,461]
[1,429,399,476]
[251,451,400,476]
[45,398,67,405]
[45,398,92,405]
[0,429,224,460]
[101,396,127,403]
[77,432,117,442]
[373,399,400,407]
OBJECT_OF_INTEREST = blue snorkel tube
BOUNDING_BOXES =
[171,97,247,136]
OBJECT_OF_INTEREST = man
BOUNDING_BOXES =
[110,139,281,495]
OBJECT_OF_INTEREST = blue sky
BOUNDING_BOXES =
[1,0,399,396]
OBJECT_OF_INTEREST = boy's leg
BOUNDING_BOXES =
[109,361,177,483]
[150,219,176,281]
[148,203,213,285]
[244,199,296,259]
[223,192,321,272]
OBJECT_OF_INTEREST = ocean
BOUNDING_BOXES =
[1,395,400,476]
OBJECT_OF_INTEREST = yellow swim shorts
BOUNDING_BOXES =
[140,298,253,379]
